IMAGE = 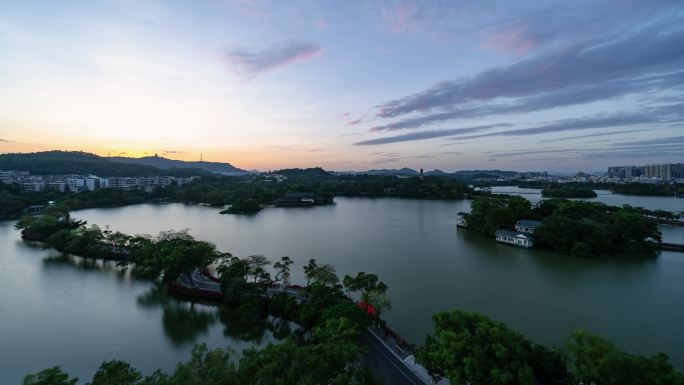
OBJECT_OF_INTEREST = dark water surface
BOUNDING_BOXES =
[1,196,683,383]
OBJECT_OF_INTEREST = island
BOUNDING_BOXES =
[463,195,661,258]
[541,184,597,198]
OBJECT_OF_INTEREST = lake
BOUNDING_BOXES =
[1,195,683,383]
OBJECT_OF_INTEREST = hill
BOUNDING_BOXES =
[362,168,419,176]
[109,154,249,175]
[0,151,208,177]
[270,167,332,179]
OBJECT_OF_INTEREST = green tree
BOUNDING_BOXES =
[217,256,250,304]
[88,360,142,385]
[565,329,684,385]
[23,366,77,385]
[273,256,294,286]
[417,310,537,385]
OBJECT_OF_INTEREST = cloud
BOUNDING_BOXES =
[371,73,684,131]
[0,138,13,143]
[354,123,510,145]
[611,135,684,147]
[370,0,494,39]
[358,104,684,146]
[450,109,682,141]
[481,25,538,54]
[539,129,646,143]
[163,150,185,154]
[372,16,684,131]
[485,135,684,161]
[367,154,434,165]
[347,116,365,126]
[224,41,322,78]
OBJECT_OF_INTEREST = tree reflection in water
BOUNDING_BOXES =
[137,286,302,348]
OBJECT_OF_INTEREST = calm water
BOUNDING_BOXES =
[0,221,294,384]
[1,196,684,383]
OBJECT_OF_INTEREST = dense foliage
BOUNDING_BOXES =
[0,182,169,218]
[0,151,206,177]
[466,196,662,257]
[418,310,683,385]
[2,171,474,217]
[612,182,684,197]
[464,195,535,236]
[221,198,262,214]
[534,201,661,257]
[565,329,684,385]
[541,184,597,198]
[417,310,569,385]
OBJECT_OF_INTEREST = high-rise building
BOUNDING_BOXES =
[642,164,672,180]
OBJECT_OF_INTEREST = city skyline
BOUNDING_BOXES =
[1,1,683,171]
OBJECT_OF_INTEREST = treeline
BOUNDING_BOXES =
[466,196,662,257]
[2,172,474,217]
[487,179,684,198]
[0,182,167,218]
[0,151,207,177]
[612,183,684,197]
[417,309,684,385]
[541,184,597,198]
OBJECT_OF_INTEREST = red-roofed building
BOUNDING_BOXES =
[357,301,378,317]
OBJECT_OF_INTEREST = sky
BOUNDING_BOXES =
[0,0,683,172]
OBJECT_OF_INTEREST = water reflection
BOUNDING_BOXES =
[136,285,301,348]
[137,287,218,346]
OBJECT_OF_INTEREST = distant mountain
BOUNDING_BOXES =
[109,155,249,176]
[271,167,332,178]
[424,169,450,176]
[0,151,208,177]
[362,168,419,176]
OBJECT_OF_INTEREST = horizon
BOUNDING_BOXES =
[1,1,683,171]
[1,149,622,174]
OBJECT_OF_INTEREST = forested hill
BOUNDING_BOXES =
[109,154,249,175]
[0,151,208,177]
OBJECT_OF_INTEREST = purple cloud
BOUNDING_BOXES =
[354,123,510,145]
[347,116,365,126]
[225,41,322,78]
[377,22,684,119]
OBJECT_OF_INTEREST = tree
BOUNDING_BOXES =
[88,360,142,385]
[273,256,294,287]
[245,255,271,285]
[162,344,239,385]
[342,272,387,301]
[417,310,538,385]
[23,366,77,385]
[307,263,339,289]
[303,258,318,288]
[217,256,250,304]
[364,290,392,317]
[565,329,684,385]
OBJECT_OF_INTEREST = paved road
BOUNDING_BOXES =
[364,327,442,385]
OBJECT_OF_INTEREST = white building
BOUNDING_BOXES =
[495,229,534,248]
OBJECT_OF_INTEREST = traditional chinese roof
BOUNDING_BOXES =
[516,219,542,228]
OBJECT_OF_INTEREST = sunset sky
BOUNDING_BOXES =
[1,1,683,172]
